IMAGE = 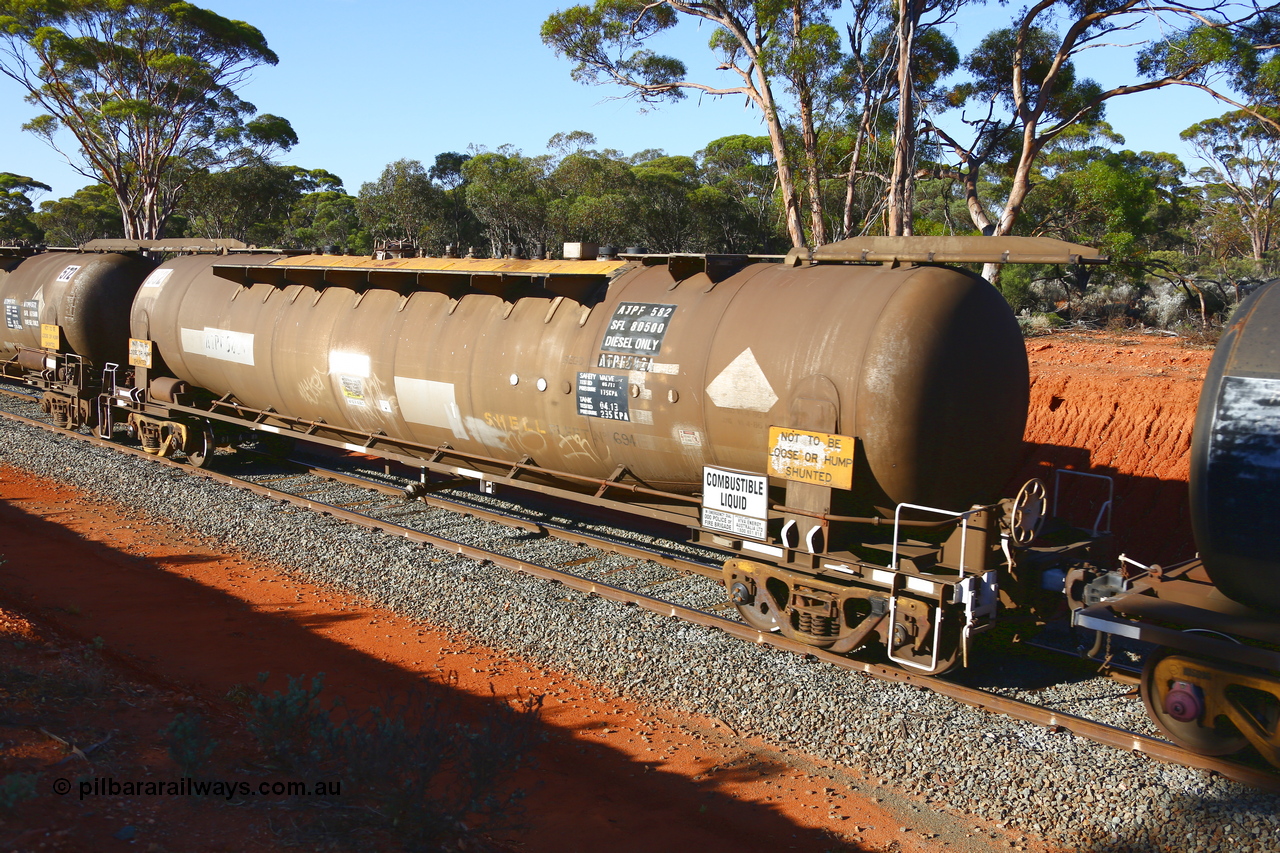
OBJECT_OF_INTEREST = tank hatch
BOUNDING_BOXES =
[208,255,634,302]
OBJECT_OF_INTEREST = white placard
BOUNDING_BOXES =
[180,326,255,365]
[701,466,768,541]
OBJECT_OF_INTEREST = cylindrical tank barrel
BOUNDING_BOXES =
[0,252,156,364]
[132,254,1028,511]
[1190,280,1280,609]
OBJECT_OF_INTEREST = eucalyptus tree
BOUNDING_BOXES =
[33,181,123,245]
[698,134,783,247]
[0,1,295,239]
[543,0,848,248]
[357,159,443,249]
[461,147,555,257]
[927,1,1277,284]
[1182,109,1280,261]
[0,172,47,242]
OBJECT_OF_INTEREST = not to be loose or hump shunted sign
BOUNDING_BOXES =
[767,427,855,489]
[701,466,768,541]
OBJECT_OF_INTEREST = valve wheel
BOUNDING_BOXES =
[1008,478,1047,546]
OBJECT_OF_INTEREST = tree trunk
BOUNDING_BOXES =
[841,110,871,239]
[754,71,807,248]
[979,134,1042,289]
[794,4,825,246]
[886,0,916,236]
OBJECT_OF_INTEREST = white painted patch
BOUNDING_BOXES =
[181,327,255,366]
[905,577,937,595]
[343,443,367,453]
[378,399,393,413]
[632,409,654,425]
[55,265,80,282]
[742,540,783,558]
[140,268,173,290]
[871,569,895,586]
[461,416,511,451]
[394,376,469,440]
[705,348,778,412]
[1213,376,1280,472]
[453,467,483,479]
[647,362,679,375]
[329,351,371,378]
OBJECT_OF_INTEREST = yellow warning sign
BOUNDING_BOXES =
[40,324,60,350]
[767,427,854,489]
[128,338,153,368]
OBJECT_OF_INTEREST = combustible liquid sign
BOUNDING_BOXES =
[701,466,768,541]
[767,427,854,489]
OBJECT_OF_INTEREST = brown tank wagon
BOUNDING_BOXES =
[0,249,156,367]
[130,248,1029,515]
[0,240,245,429]
[9,236,1126,678]
[103,236,1115,676]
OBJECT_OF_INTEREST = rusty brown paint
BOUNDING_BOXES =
[133,253,1027,513]
[0,251,156,365]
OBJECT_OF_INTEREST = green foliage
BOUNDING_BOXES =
[356,158,447,250]
[236,673,543,850]
[33,183,123,245]
[0,171,47,242]
[1181,109,1280,261]
[0,772,38,812]
[0,1,295,239]
[462,146,554,255]
[541,1,683,99]
[238,673,329,770]
[164,712,218,776]
[179,161,339,246]
[283,188,369,254]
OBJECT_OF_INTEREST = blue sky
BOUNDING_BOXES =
[0,0,1230,203]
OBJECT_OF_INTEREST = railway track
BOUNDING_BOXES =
[1,381,1276,793]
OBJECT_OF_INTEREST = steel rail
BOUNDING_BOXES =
[278,456,726,581]
[0,403,1277,792]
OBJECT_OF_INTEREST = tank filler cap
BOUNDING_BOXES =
[783,247,812,267]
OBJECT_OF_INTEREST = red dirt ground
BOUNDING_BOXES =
[0,330,1210,852]
[1010,332,1212,565]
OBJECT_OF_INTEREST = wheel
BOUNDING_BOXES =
[184,424,216,469]
[728,580,780,632]
[1141,647,1247,756]
[1007,478,1047,545]
[888,601,961,676]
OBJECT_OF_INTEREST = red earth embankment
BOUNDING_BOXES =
[1012,333,1214,565]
